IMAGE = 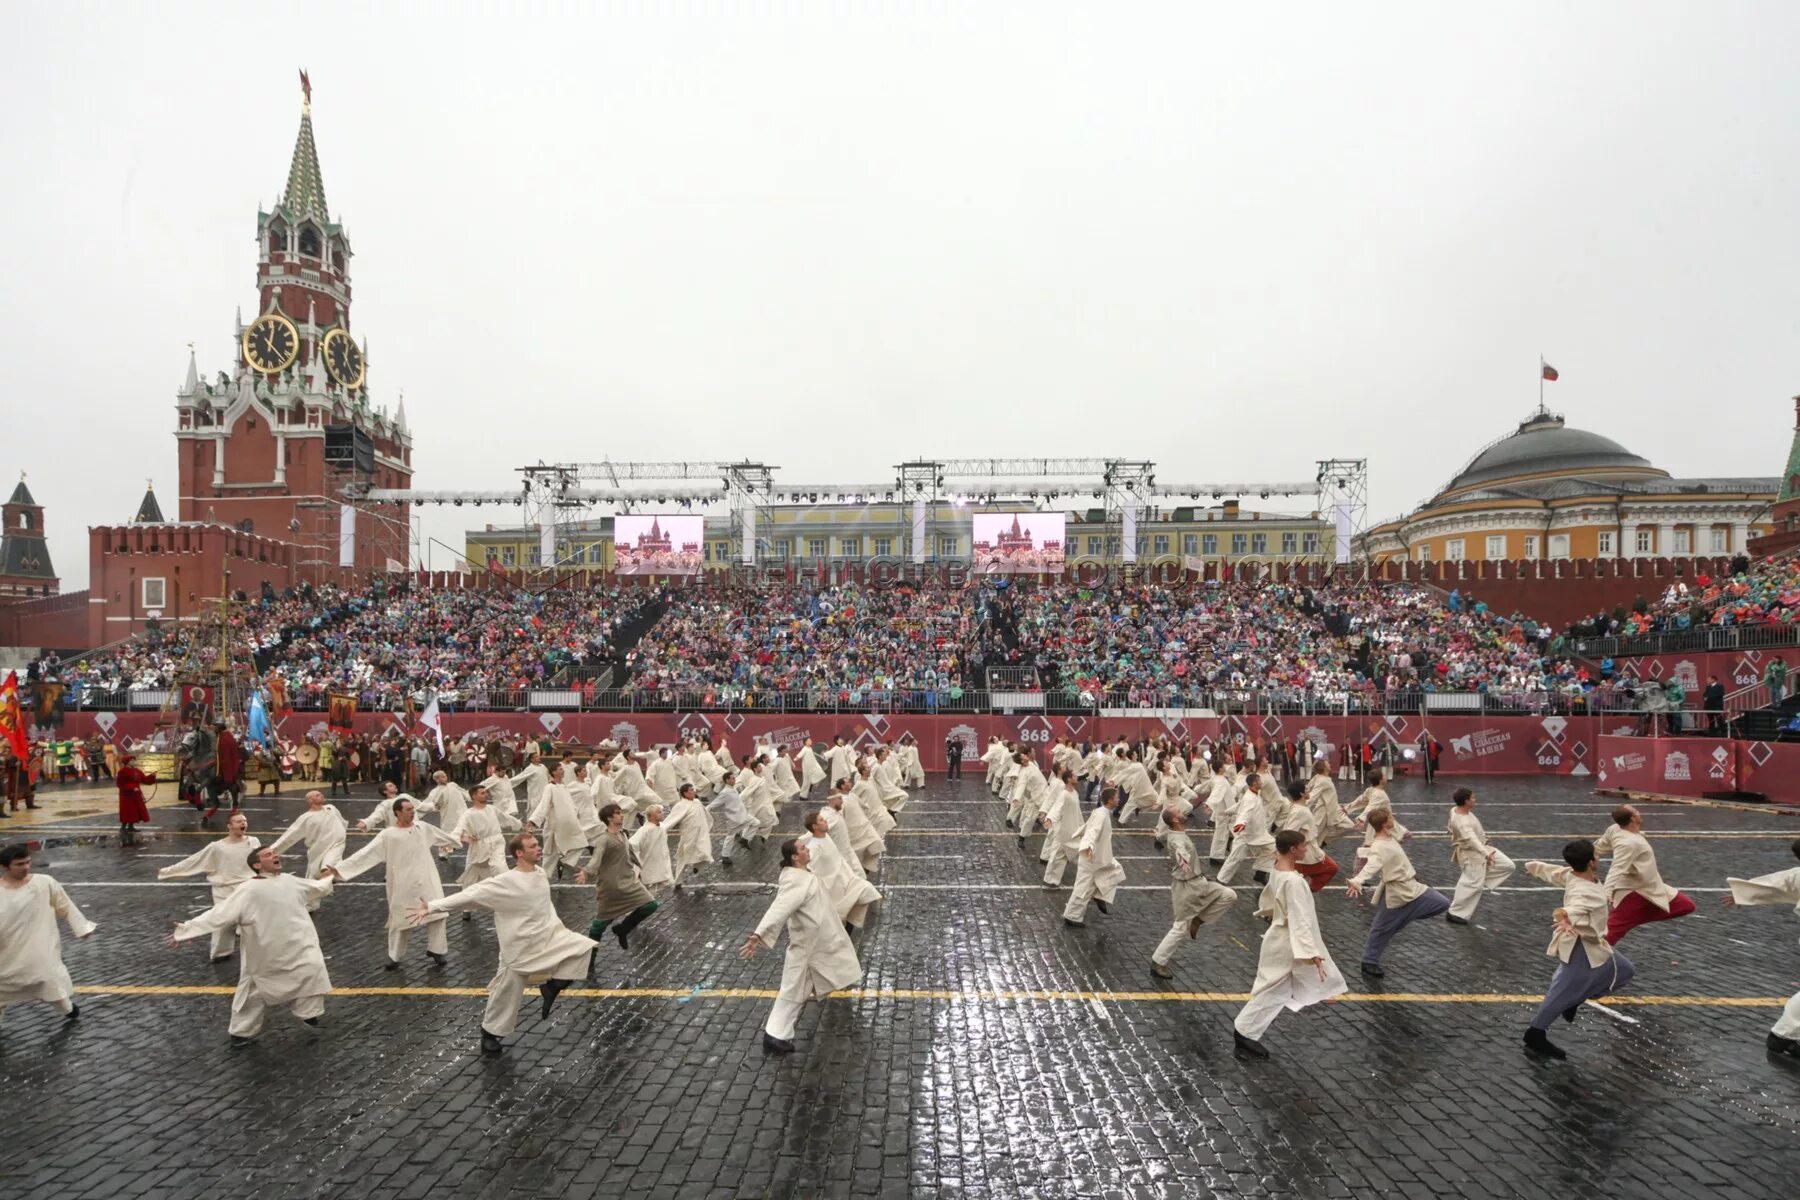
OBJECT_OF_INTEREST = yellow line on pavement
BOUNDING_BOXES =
[69,984,1787,1007]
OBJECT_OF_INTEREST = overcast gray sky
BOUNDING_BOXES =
[5,1,1798,587]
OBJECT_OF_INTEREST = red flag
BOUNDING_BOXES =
[1541,363,1559,382]
[0,670,31,778]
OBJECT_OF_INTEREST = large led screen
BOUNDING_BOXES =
[971,512,1066,574]
[614,514,705,575]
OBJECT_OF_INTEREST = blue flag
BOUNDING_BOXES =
[247,689,272,748]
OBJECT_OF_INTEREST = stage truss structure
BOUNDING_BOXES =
[361,457,1366,567]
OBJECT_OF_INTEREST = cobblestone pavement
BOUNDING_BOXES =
[2,774,1797,1199]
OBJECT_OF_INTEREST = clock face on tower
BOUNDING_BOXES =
[321,328,365,388]
[242,313,299,373]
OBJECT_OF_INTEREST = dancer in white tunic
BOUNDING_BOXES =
[802,809,882,930]
[418,832,597,1054]
[708,781,760,866]
[739,839,865,1054]
[0,845,95,1029]
[1008,753,1048,841]
[1203,766,1236,865]
[873,748,909,814]
[157,811,260,959]
[1041,769,1086,889]
[664,783,715,891]
[897,736,925,788]
[268,790,348,910]
[817,794,867,882]
[1346,809,1451,978]
[525,762,589,877]
[825,737,857,788]
[566,762,602,844]
[1305,761,1356,847]
[647,748,680,806]
[629,805,673,894]
[482,761,521,821]
[167,846,334,1044]
[1521,838,1635,1060]
[1062,787,1126,926]
[356,782,417,832]
[1114,754,1160,825]
[770,749,803,805]
[326,795,460,968]
[1723,838,1800,1058]
[1218,774,1276,886]
[613,753,656,818]
[449,785,513,917]
[1346,770,1409,862]
[423,770,470,831]
[1446,787,1514,924]
[852,762,896,842]
[980,737,1009,792]
[1232,829,1347,1058]
[797,739,828,795]
[509,748,551,817]
[1149,808,1237,979]
[829,778,885,874]
[738,757,780,837]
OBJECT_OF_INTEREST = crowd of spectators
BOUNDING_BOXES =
[623,582,975,705]
[41,568,1779,714]
[38,578,659,711]
[1565,552,1800,640]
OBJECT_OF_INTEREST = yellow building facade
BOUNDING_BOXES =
[1360,410,1776,564]
[465,501,1332,572]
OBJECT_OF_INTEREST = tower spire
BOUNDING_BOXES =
[280,70,329,223]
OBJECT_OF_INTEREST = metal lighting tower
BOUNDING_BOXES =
[1315,458,1369,565]
[1103,460,1157,563]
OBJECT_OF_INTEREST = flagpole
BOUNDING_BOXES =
[1538,355,1544,413]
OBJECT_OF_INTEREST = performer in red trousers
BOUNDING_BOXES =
[1594,804,1696,945]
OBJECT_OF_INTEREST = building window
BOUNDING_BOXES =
[1710,527,1726,552]
[1674,528,1691,553]
[1106,536,1120,556]
[1086,536,1103,556]
[1203,534,1218,556]
[1636,529,1654,555]
[774,539,792,559]
[1597,531,1615,556]
[1231,533,1247,555]
[1250,533,1267,555]
[1302,532,1319,555]
[1152,534,1169,555]
[528,546,541,566]
[501,547,515,566]
[703,543,713,562]
[1485,535,1506,560]
[1281,532,1297,554]
[142,577,167,609]
[1182,534,1198,555]
[1445,538,1466,562]
[1549,534,1569,559]
[1523,535,1539,558]
[874,538,892,557]
[840,538,861,558]
[939,536,958,557]
[1415,544,1431,562]
[808,538,826,558]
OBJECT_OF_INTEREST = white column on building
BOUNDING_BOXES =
[1657,521,1677,558]
[212,436,226,488]
[1619,519,1637,559]
[1732,521,1752,553]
